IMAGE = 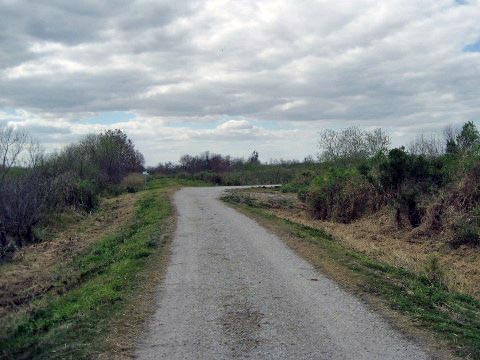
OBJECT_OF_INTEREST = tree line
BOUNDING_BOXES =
[0,128,144,259]
[299,121,480,247]
[150,150,261,175]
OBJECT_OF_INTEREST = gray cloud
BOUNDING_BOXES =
[0,0,480,164]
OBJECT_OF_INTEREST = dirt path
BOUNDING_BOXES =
[136,187,429,359]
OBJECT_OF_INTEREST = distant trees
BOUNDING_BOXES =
[178,151,235,174]
[444,121,480,155]
[457,121,480,153]
[248,150,260,165]
[318,127,390,162]
[318,122,480,161]
[154,150,261,175]
[408,134,444,158]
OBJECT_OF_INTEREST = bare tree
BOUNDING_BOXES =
[365,128,390,156]
[0,126,27,183]
[25,139,45,168]
[408,134,444,157]
[318,127,390,162]
[340,127,368,160]
[318,129,341,161]
[443,124,460,143]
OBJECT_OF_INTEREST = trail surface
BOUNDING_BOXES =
[136,187,429,360]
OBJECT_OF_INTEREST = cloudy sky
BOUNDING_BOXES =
[1,0,480,165]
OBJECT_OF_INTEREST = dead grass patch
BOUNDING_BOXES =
[232,189,480,300]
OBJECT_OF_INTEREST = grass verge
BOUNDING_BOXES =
[147,176,209,189]
[0,185,174,359]
[223,194,480,359]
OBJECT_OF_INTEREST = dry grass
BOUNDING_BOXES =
[120,172,145,193]
[0,192,138,318]
[235,189,480,300]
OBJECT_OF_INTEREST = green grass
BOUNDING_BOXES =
[0,186,174,359]
[147,176,209,189]
[223,196,480,359]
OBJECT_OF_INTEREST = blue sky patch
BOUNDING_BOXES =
[464,41,480,52]
[1,108,18,116]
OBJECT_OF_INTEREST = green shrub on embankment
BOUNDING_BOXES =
[278,122,480,248]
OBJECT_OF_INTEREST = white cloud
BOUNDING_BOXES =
[216,120,252,131]
[1,0,480,164]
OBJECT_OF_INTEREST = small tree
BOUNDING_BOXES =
[457,121,479,153]
[446,139,459,155]
[443,124,461,155]
[0,126,27,184]
[379,147,409,191]
[248,150,260,165]
[365,128,391,157]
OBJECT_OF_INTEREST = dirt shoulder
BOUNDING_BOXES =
[231,187,480,300]
[222,188,480,359]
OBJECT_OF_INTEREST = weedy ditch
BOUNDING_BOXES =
[223,193,480,359]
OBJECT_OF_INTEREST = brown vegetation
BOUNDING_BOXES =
[120,172,145,193]
[231,188,480,300]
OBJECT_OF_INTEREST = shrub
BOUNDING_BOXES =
[307,168,382,223]
[453,163,480,211]
[70,180,99,211]
[379,148,448,193]
[449,206,480,248]
[194,171,224,185]
[50,174,99,211]
[396,188,423,228]
[281,171,315,194]
[120,173,145,193]
[280,183,302,193]
[451,222,480,248]
[0,172,52,248]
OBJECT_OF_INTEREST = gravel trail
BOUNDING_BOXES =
[136,187,429,360]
